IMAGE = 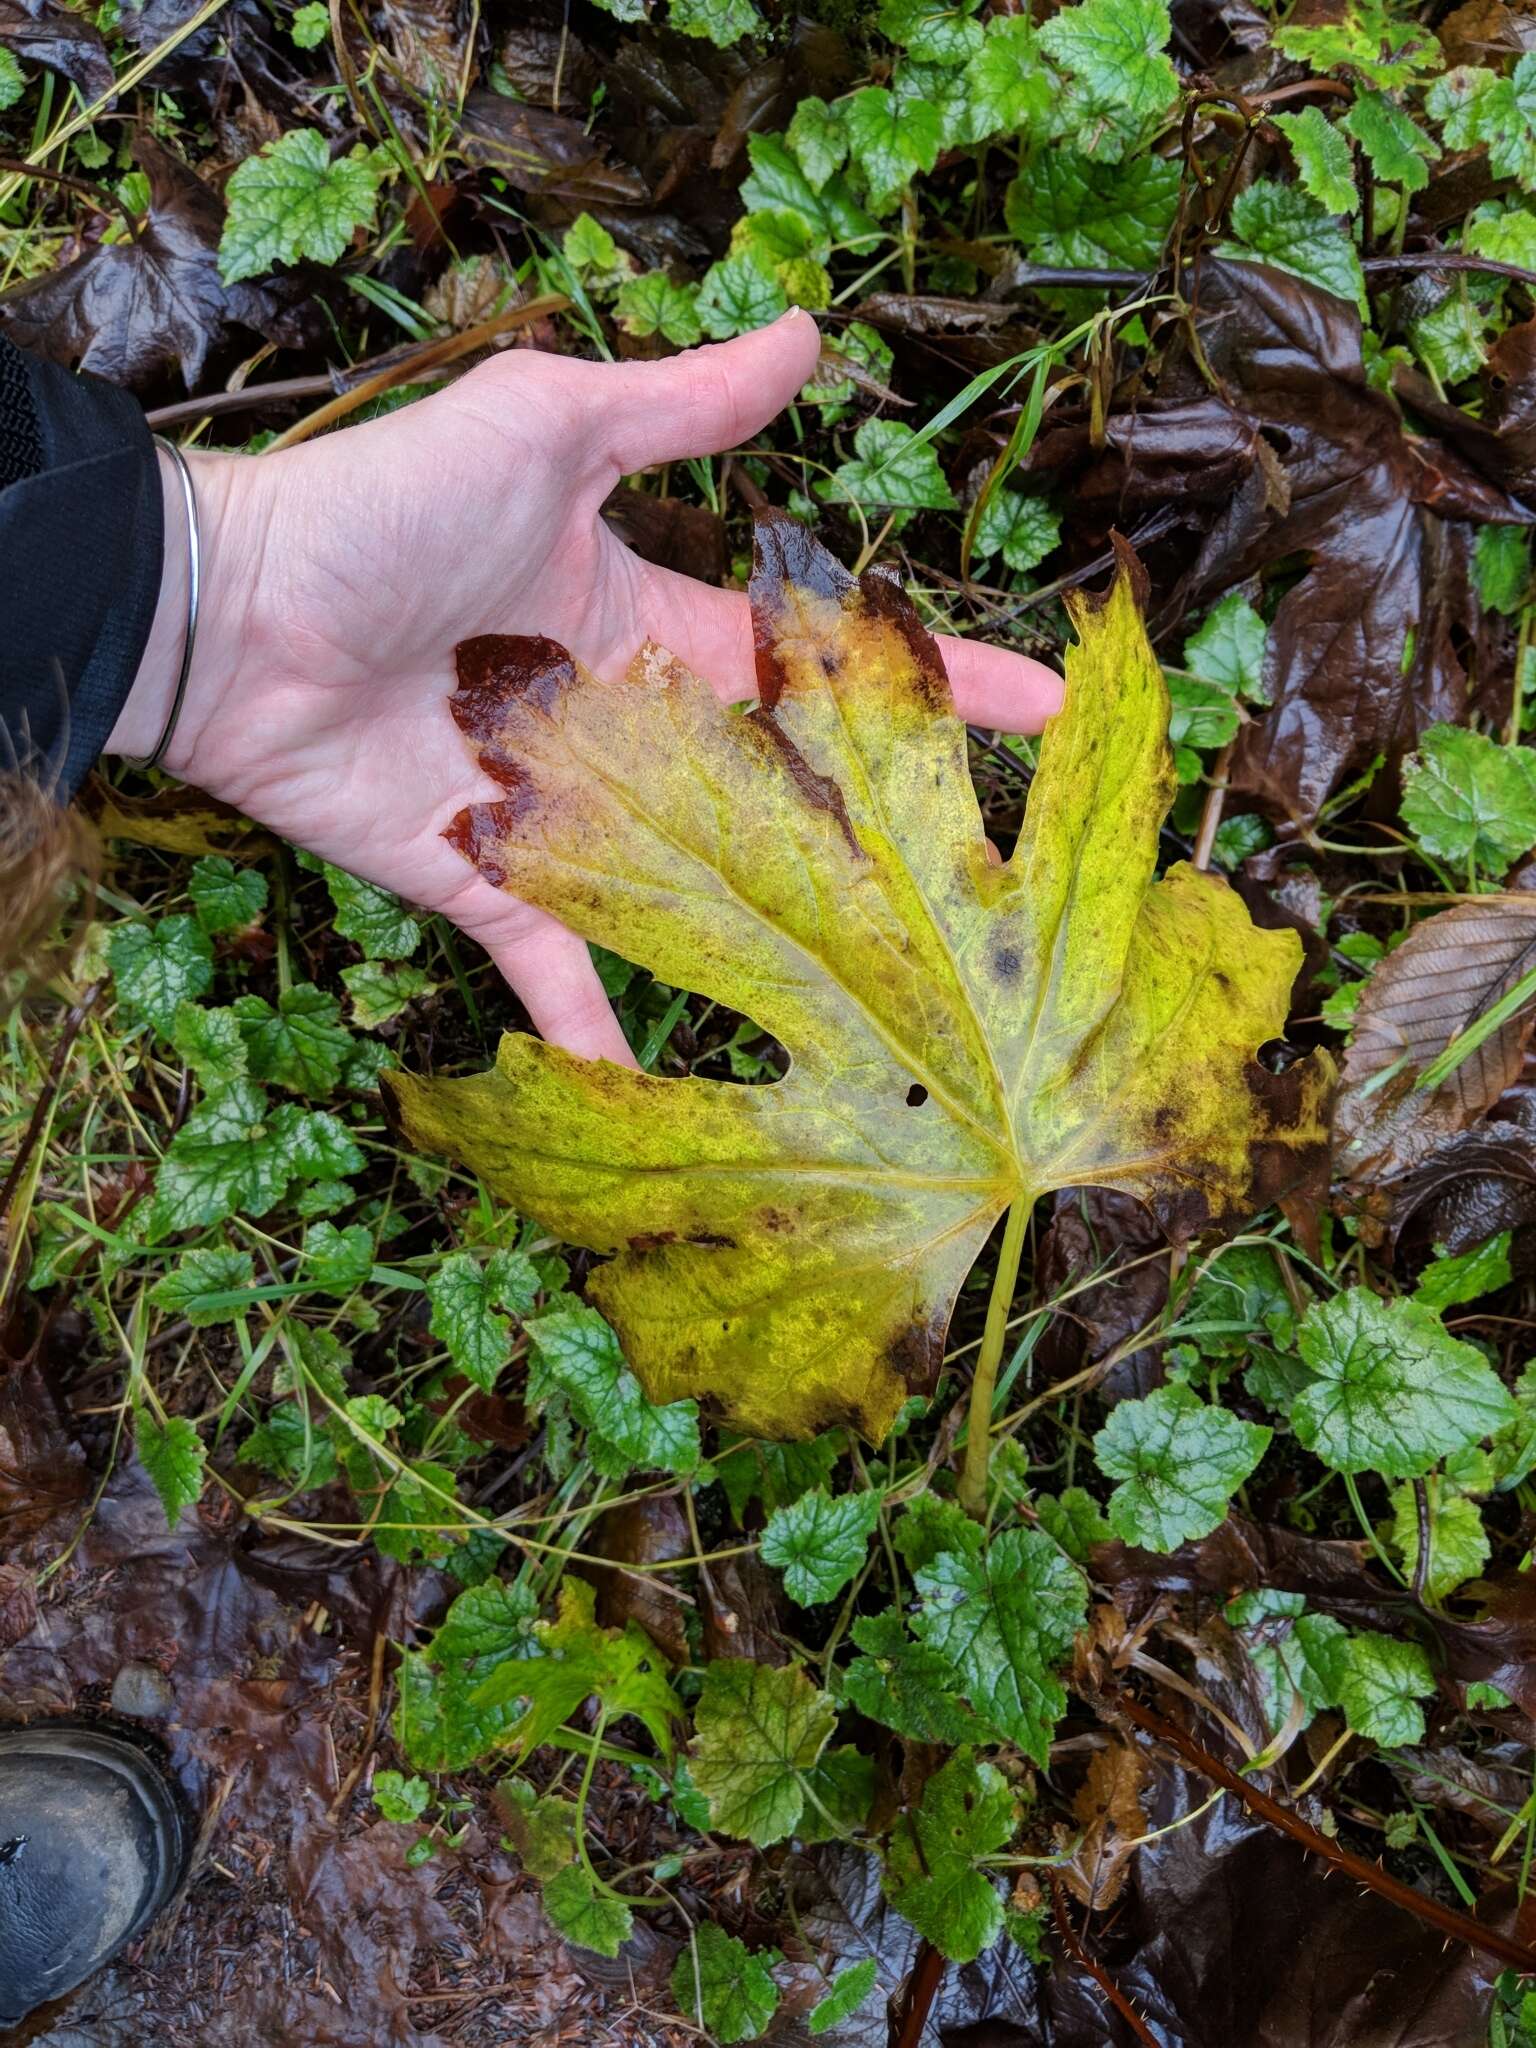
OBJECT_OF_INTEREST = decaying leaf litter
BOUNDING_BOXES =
[5,0,1536,2041]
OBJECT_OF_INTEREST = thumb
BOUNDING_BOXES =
[591,310,822,474]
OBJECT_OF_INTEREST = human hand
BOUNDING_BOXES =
[109,311,1062,1064]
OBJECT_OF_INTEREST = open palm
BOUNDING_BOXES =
[139,312,1062,1063]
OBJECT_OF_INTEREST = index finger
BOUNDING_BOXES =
[630,559,1062,735]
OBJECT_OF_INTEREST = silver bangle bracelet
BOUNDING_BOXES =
[128,433,202,773]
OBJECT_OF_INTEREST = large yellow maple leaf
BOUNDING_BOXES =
[386,518,1330,1442]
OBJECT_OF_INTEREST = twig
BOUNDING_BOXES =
[1049,1876,1160,2046]
[146,364,455,431]
[890,1937,946,2048]
[1006,264,1148,291]
[0,155,141,241]
[260,293,569,453]
[1191,740,1234,871]
[990,509,1184,625]
[1361,251,1536,290]
[1004,251,1536,301]
[1112,1690,1536,1976]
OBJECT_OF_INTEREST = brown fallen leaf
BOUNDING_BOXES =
[498,22,600,109]
[0,136,301,389]
[602,484,727,585]
[700,1553,788,1666]
[379,0,464,98]
[1110,1758,1506,2048]
[458,91,650,208]
[1032,1188,1170,1402]
[1333,895,1536,1186]
[1099,1512,1536,1717]
[0,1563,37,1654]
[0,1361,87,1541]
[1386,1097,1536,1251]
[0,0,113,102]
[591,1495,692,1663]
[1162,259,1519,826]
[1061,1742,1147,1909]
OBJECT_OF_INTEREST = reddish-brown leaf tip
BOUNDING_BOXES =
[750,511,854,706]
[749,509,950,714]
[1068,533,1151,630]
[452,634,577,744]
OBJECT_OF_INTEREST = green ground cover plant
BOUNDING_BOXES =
[5,0,1536,2040]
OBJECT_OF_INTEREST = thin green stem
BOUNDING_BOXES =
[1343,1469,1405,1585]
[959,1200,1030,1517]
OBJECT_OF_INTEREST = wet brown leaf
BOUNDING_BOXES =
[1168,0,1273,61]
[1033,1188,1170,1401]
[1099,1512,1536,1717]
[1386,1096,1536,1251]
[855,294,1018,338]
[783,1844,1114,2047]
[1021,398,1261,520]
[0,1363,86,1541]
[421,254,516,332]
[1484,318,1536,502]
[711,55,792,170]
[602,484,727,584]
[1107,1760,1505,2048]
[853,292,1037,370]
[1061,1743,1147,1909]
[591,1495,691,1662]
[1334,897,1536,1186]
[497,24,601,109]
[1388,344,1536,510]
[1399,1743,1532,1830]
[1437,0,1536,66]
[0,0,113,102]
[379,0,463,99]
[0,1562,37,1652]
[0,136,300,389]
[1165,260,1507,825]
[458,91,649,207]
[701,1554,788,1666]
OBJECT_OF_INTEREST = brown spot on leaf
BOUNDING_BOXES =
[886,1311,944,1401]
[750,711,863,858]
[628,1229,735,1251]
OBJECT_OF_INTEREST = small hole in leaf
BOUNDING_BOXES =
[906,1084,928,1107]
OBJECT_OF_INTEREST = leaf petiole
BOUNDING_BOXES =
[958,1199,1032,1517]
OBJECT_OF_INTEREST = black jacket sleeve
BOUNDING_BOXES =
[0,335,164,799]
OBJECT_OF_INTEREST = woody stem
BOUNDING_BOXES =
[958,1200,1029,1518]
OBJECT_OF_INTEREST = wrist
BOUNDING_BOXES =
[106,444,265,783]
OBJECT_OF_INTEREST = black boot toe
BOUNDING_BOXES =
[0,1725,188,2028]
